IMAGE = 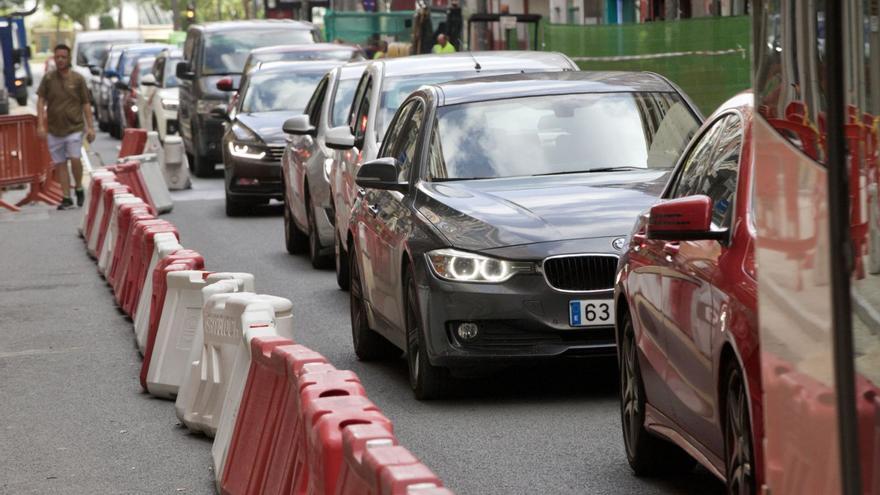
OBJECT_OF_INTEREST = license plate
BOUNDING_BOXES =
[569,299,615,327]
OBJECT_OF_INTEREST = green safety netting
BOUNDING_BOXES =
[324,10,447,45]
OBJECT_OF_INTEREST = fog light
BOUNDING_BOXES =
[236,178,260,186]
[456,322,479,341]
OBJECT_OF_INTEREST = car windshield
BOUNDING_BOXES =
[240,71,325,113]
[77,41,112,67]
[134,58,154,81]
[164,58,181,87]
[245,49,359,74]
[105,51,123,71]
[121,50,160,78]
[331,78,359,127]
[202,30,315,75]
[428,92,700,181]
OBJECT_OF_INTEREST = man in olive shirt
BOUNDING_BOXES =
[37,44,96,210]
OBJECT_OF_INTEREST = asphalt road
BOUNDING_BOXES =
[0,65,725,494]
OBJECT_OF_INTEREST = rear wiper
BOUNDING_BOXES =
[534,167,641,176]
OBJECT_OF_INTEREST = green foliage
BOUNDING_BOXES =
[151,0,250,23]
[98,14,115,30]
[45,0,113,29]
[0,0,28,15]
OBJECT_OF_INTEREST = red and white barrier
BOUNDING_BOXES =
[79,170,115,237]
[118,128,147,159]
[97,196,148,275]
[133,233,182,350]
[87,182,130,257]
[175,273,255,424]
[122,153,174,213]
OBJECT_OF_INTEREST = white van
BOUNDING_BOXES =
[72,30,142,105]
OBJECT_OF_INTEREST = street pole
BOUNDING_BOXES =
[172,0,180,30]
[118,0,124,28]
[217,0,222,20]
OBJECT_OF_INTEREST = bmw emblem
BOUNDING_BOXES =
[612,237,626,251]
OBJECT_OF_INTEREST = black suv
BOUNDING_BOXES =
[175,20,320,177]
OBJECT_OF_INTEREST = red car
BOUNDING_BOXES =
[614,92,761,494]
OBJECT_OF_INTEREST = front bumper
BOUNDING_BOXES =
[225,153,283,200]
[414,259,616,368]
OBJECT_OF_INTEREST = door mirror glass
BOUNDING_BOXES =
[175,61,193,80]
[647,195,726,241]
[355,157,407,192]
[325,125,355,150]
[282,115,315,136]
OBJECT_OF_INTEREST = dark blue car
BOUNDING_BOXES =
[108,44,169,137]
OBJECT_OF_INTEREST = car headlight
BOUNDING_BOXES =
[161,98,178,111]
[229,123,265,159]
[196,98,227,115]
[231,122,259,143]
[228,142,266,160]
[426,248,533,283]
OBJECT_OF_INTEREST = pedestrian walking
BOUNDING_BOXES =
[36,44,95,210]
[432,34,456,54]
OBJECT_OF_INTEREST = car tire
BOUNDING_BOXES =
[225,189,247,217]
[723,359,756,495]
[98,107,109,132]
[307,197,332,269]
[335,230,350,290]
[349,242,400,361]
[405,269,448,400]
[619,312,695,477]
[283,202,308,254]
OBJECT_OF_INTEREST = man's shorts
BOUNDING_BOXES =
[47,132,83,165]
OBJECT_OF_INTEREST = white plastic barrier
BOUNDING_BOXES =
[211,294,293,478]
[79,170,114,237]
[144,131,162,156]
[97,196,147,276]
[175,273,255,423]
[182,293,292,438]
[161,135,191,190]
[133,233,182,352]
[87,186,133,258]
[124,152,174,214]
[86,181,125,256]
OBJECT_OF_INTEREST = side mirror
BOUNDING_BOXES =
[210,106,228,120]
[282,115,316,136]
[140,73,157,86]
[89,66,101,76]
[175,61,193,80]
[355,158,407,192]
[646,195,727,241]
[114,80,128,90]
[325,125,355,150]
[216,77,236,92]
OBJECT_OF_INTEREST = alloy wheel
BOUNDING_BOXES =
[349,252,365,349]
[724,366,754,495]
[621,321,641,458]
[406,279,421,386]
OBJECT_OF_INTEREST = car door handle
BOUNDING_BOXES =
[663,242,680,256]
[367,203,379,216]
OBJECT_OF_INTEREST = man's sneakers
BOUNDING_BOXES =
[57,198,75,210]
[75,188,84,207]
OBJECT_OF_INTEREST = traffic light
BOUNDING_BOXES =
[183,4,196,28]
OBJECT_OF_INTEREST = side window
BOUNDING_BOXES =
[379,101,415,161]
[305,76,329,128]
[351,77,372,145]
[154,58,165,85]
[390,102,425,182]
[427,124,446,180]
[694,115,742,230]
[669,117,726,198]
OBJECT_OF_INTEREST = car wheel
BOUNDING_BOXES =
[307,198,332,269]
[98,107,109,131]
[349,243,400,360]
[723,360,756,495]
[283,202,307,254]
[335,229,350,290]
[225,189,247,217]
[620,312,695,476]
[405,269,448,400]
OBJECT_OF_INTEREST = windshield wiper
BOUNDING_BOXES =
[534,167,641,176]
[430,177,496,182]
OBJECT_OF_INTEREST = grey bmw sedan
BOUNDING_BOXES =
[346,71,703,399]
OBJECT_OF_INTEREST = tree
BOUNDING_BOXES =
[45,0,112,30]
[151,0,245,24]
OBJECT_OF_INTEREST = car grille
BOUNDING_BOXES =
[267,145,285,162]
[542,255,617,292]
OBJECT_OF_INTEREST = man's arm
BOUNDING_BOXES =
[36,95,47,138]
[83,102,95,143]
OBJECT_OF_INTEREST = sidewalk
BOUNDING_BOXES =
[0,190,213,494]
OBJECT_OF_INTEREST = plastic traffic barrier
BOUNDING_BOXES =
[79,170,115,237]
[124,153,174,213]
[106,204,156,287]
[175,273,256,424]
[370,447,446,495]
[162,135,192,190]
[118,128,147,158]
[111,217,167,299]
[83,173,118,241]
[111,161,152,208]
[97,196,147,275]
[182,293,292,437]
[219,336,295,495]
[133,234,183,351]
[86,182,130,257]
[143,270,212,398]
[139,251,205,391]
[122,222,180,316]
[92,185,135,258]
[336,424,398,495]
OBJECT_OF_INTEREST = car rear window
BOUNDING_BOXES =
[202,29,316,75]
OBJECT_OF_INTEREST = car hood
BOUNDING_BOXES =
[415,170,671,251]
[157,87,178,100]
[236,111,302,144]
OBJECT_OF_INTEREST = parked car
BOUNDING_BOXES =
[613,92,759,494]
[221,60,345,216]
[93,43,140,132]
[138,48,183,141]
[176,20,321,177]
[73,29,142,106]
[281,62,368,268]
[121,56,156,131]
[327,51,579,290]
[242,43,365,76]
[346,71,702,399]
[110,44,170,137]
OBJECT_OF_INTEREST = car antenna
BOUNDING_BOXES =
[469,52,482,72]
